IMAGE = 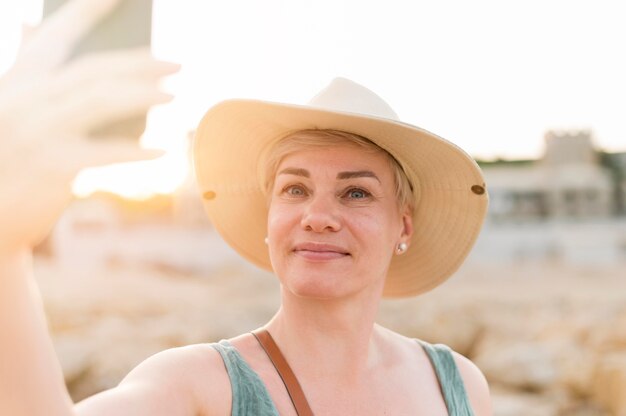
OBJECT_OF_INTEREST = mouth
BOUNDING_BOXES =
[292,242,350,261]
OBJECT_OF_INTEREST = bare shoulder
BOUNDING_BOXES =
[76,343,231,416]
[450,350,493,416]
[122,343,232,413]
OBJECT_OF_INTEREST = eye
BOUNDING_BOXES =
[344,187,371,199]
[283,184,308,197]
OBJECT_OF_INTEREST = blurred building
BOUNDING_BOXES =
[482,130,623,223]
[469,130,626,266]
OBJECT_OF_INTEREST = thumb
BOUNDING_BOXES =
[48,141,166,174]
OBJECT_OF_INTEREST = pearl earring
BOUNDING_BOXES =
[396,242,408,255]
[264,237,269,245]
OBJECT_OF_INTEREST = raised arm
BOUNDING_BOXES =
[0,0,178,414]
[0,251,75,415]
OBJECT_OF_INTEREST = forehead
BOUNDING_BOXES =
[277,144,394,175]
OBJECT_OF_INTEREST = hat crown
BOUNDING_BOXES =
[308,77,400,121]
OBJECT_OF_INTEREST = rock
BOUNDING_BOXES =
[54,334,92,385]
[587,310,626,352]
[552,342,596,398]
[490,387,560,416]
[473,338,558,391]
[33,258,626,411]
[592,352,626,416]
[377,301,484,357]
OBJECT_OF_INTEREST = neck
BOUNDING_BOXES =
[265,285,384,381]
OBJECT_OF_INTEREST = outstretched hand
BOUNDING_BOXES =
[0,0,179,252]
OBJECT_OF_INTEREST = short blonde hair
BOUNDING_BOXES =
[263,129,415,213]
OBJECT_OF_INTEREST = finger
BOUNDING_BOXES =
[14,0,121,71]
[1,51,179,136]
[3,75,173,147]
[52,49,180,93]
[39,81,174,135]
[49,141,166,173]
[2,128,165,181]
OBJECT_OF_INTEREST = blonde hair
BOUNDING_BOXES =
[263,129,415,213]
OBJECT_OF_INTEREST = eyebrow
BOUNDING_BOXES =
[278,168,380,183]
[278,167,309,177]
[337,170,380,183]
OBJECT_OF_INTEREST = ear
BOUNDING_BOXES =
[399,209,414,243]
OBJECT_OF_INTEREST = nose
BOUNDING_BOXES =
[300,194,341,233]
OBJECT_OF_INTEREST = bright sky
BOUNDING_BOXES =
[1,0,625,198]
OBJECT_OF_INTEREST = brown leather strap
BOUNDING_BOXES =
[252,329,314,416]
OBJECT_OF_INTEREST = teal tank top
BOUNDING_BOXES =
[211,339,474,416]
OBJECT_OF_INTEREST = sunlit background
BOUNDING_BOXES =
[1,0,624,199]
[2,1,626,414]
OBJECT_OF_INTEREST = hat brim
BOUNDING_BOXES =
[194,99,488,297]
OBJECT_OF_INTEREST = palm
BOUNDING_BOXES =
[0,0,178,251]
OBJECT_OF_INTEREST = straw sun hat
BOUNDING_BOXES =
[193,78,488,297]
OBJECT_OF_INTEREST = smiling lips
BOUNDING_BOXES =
[293,243,350,261]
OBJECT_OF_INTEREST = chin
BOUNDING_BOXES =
[288,282,347,300]
[278,266,365,301]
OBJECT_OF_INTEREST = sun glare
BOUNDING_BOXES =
[72,143,190,200]
[72,102,193,201]
[4,0,626,203]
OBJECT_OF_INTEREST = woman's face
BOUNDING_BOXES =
[267,144,413,300]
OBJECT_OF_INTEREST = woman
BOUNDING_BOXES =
[189,77,491,415]
[0,3,490,414]
[73,80,491,416]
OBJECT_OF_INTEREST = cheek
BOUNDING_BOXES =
[349,209,401,242]
[267,204,292,236]
[266,204,302,278]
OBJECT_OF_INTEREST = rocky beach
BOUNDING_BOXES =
[36,255,626,415]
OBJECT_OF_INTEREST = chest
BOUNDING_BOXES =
[258,359,450,415]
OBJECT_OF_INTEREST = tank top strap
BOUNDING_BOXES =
[211,340,279,416]
[417,340,475,416]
